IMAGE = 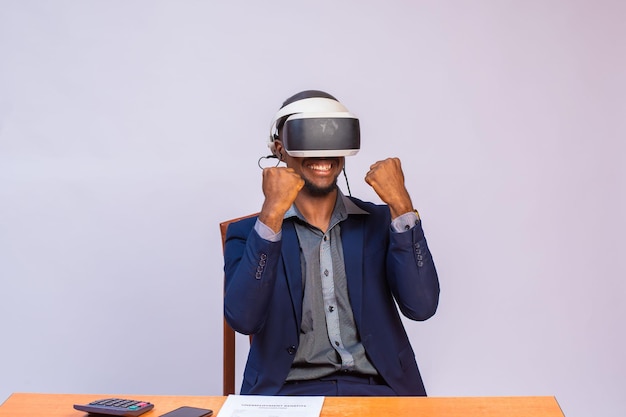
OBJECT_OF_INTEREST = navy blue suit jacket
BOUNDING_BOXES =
[223,197,440,395]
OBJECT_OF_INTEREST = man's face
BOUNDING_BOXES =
[276,142,344,196]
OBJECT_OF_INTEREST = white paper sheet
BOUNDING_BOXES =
[217,395,325,417]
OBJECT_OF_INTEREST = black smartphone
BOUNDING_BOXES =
[158,406,213,417]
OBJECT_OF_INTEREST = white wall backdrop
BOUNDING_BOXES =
[1,2,624,417]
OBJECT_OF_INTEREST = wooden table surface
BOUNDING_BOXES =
[0,392,565,417]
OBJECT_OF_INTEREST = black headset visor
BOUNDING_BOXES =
[282,115,360,157]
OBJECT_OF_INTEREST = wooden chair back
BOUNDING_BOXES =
[219,213,258,395]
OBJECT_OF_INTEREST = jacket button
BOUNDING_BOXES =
[286,345,296,355]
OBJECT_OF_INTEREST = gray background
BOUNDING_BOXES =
[1,2,624,417]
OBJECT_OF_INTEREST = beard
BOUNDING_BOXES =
[297,157,343,197]
[303,177,338,196]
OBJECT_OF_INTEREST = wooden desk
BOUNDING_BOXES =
[0,393,565,417]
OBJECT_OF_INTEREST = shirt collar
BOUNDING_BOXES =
[284,189,369,222]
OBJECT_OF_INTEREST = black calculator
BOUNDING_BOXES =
[73,398,154,416]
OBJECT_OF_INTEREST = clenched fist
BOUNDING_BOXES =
[365,157,414,219]
[259,167,304,232]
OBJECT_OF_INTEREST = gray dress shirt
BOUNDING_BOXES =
[254,191,418,381]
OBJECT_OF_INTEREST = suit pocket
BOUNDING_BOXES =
[398,346,417,371]
[242,366,259,391]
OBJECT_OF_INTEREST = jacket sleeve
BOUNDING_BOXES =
[386,219,440,321]
[223,218,283,335]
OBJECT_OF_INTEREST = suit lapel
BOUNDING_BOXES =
[281,220,303,327]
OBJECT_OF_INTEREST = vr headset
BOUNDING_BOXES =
[268,97,360,158]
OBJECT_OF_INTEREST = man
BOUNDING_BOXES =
[223,90,440,396]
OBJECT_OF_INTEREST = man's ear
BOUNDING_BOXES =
[274,140,285,160]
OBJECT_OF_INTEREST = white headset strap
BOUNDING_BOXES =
[269,97,349,137]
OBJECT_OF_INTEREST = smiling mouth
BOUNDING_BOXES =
[305,158,338,173]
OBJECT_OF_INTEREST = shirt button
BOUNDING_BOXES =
[323,235,328,241]
[324,269,329,276]
[328,306,335,312]
[287,345,296,355]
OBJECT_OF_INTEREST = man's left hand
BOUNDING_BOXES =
[365,157,414,219]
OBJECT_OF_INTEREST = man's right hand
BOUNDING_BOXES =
[259,167,304,233]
